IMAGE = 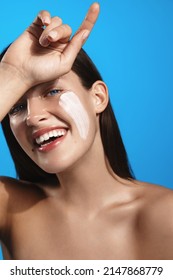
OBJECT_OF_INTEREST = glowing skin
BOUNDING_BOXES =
[9,72,95,174]
[59,91,90,140]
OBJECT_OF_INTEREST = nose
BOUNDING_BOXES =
[26,97,49,126]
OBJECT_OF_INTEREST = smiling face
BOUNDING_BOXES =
[9,71,102,174]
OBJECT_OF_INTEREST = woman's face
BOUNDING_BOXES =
[9,71,99,173]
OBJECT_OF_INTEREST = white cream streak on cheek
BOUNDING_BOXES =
[59,91,90,139]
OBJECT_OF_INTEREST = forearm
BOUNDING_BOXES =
[0,64,29,121]
[0,3,100,122]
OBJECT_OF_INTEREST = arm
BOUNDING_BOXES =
[0,2,99,240]
[0,179,8,237]
[0,65,29,121]
[0,2,100,121]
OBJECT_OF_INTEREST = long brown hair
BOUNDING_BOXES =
[0,46,135,185]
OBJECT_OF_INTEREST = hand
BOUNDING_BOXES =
[1,2,100,88]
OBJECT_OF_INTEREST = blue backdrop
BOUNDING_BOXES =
[0,0,173,260]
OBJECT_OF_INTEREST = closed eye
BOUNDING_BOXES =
[9,103,27,116]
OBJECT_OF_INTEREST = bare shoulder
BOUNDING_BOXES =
[0,177,10,233]
[137,180,173,213]
[136,180,173,253]
[0,176,45,232]
[136,180,173,220]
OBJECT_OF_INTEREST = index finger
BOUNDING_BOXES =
[76,2,100,34]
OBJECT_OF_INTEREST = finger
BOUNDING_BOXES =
[36,10,51,26]
[39,16,63,46]
[61,29,90,72]
[47,24,72,43]
[39,24,72,47]
[27,10,51,39]
[41,16,62,32]
[75,2,100,35]
[62,3,100,68]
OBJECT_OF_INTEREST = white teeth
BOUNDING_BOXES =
[48,131,54,138]
[35,129,66,145]
[43,133,49,141]
[53,130,58,137]
[40,136,45,143]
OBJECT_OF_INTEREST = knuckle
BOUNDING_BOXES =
[38,10,47,16]
[62,24,72,33]
[53,16,63,24]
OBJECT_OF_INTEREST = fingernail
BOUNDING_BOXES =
[40,36,49,47]
[43,16,50,25]
[82,30,90,40]
[48,30,57,40]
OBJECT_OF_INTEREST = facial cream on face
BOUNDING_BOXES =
[59,91,89,139]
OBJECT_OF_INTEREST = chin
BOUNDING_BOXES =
[36,163,67,174]
[30,139,94,174]
[35,157,77,174]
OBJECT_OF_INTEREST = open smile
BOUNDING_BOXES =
[32,127,68,152]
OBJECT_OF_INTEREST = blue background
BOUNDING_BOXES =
[0,0,173,260]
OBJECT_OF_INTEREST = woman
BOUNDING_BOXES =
[0,3,173,260]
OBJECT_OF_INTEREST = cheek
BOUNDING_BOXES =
[10,118,23,139]
[59,91,90,140]
[10,118,28,149]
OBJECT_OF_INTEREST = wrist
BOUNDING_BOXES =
[0,61,32,90]
[0,62,32,120]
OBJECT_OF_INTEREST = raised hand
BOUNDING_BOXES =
[1,3,100,88]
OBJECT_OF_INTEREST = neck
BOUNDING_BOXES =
[56,134,123,213]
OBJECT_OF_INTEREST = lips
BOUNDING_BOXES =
[32,127,68,152]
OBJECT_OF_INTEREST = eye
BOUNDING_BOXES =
[46,89,62,97]
[9,103,27,116]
